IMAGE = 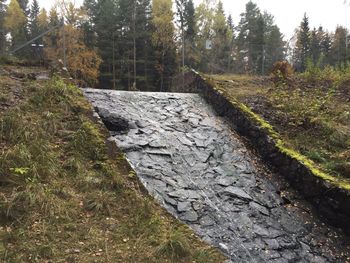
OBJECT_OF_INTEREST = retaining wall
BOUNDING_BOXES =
[187,70,350,234]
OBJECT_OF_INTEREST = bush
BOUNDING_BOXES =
[271,61,294,83]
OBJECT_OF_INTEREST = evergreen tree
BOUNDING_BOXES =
[195,0,215,72]
[183,0,196,67]
[81,0,97,48]
[135,0,154,90]
[176,0,187,70]
[227,14,234,33]
[29,0,40,39]
[0,0,7,53]
[330,26,348,67]
[310,27,321,64]
[263,12,285,72]
[151,0,177,91]
[293,13,311,71]
[212,0,232,72]
[236,1,263,73]
[94,0,118,87]
[18,0,29,15]
[319,28,332,65]
[44,7,61,58]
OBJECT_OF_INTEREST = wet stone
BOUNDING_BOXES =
[181,211,198,222]
[222,186,253,201]
[249,202,270,216]
[84,89,347,263]
[177,202,192,212]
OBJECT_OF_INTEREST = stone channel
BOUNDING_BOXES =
[84,89,350,263]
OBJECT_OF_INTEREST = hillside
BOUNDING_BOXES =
[209,72,350,182]
[0,66,224,262]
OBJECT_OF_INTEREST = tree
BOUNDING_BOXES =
[5,0,27,50]
[44,1,102,86]
[262,12,285,72]
[29,0,40,39]
[195,0,215,72]
[151,0,177,91]
[310,27,321,64]
[176,0,187,71]
[319,28,332,65]
[37,8,49,33]
[212,0,232,72]
[236,1,263,73]
[18,0,29,15]
[293,13,311,71]
[330,26,348,67]
[0,0,7,53]
[183,0,196,68]
[81,0,97,48]
[135,0,154,90]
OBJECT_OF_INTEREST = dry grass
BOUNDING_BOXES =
[0,72,225,262]
[209,72,350,180]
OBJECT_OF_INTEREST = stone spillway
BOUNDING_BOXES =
[84,89,349,263]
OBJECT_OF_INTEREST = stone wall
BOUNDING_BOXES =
[186,70,350,234]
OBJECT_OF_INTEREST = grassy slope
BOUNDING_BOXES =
[209,73,350,183]
[0,70,224,262]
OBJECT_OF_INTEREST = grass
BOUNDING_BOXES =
[207,71,350,188]
[0,73,225,262]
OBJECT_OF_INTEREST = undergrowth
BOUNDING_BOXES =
[208,69,350,187]
[0,75,224,262]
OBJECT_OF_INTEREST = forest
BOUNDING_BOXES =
[0,0,350,90]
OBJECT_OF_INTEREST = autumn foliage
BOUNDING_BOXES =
[45,24,101,87]
[271,61,294,82]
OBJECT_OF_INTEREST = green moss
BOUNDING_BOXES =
[202,74,350,191]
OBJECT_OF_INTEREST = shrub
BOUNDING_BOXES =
[271,61,294,83]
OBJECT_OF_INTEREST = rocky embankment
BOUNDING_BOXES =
[84,89,350,263]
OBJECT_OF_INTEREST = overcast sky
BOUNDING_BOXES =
[37,0,350,40]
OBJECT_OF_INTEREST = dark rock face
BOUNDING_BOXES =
[84,89,350,262]
[95,107,130,133]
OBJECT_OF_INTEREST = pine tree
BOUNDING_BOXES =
[183,0,196,68]
[5,0,27,50]
[293,13,311,71]
[29,0,40,39]
[310,27,321,64]
[136,0,154,90]
[212,0,232,72]
[45,8,60,51]
[81,0,97,48]
[176,0,187,71]
[319,28,332,65]
[262,12,285,72]
[236,1,262,73]
[93,0,118,86]
[227,14,234,33]
[330,26,348,67]
[18,0,29,15]
[0,0,7,53]
[195,0,215,72]
[151,0,177,91]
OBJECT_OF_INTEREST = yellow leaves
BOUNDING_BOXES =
[37,8,49,31]
[4,0,26,33]
[44,19,101,86]
[151,0,175,48]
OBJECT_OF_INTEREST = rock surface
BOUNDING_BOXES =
[84,89,350,262]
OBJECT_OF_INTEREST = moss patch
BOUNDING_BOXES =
[203,74,350,191]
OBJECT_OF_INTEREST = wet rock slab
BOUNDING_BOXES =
[84,89,349,262]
